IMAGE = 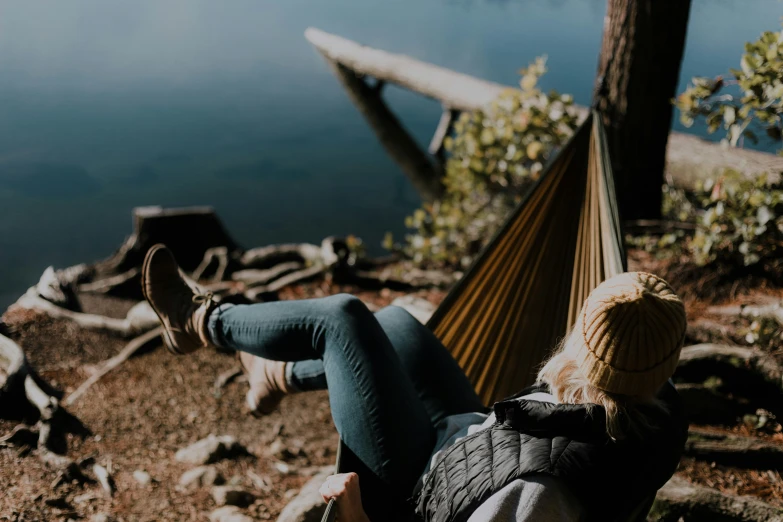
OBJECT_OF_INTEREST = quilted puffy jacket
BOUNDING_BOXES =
[414,382,688,522]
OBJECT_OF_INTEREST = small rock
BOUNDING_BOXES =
[277,467,332,522]
[91,515,113,522]
[269,439,299,461]
[274,461,291,474]
[209,506,254,522]
[133,470,152,486]
[175,435,248,465]
[211,485,255,507]
[179,466,225,489]
[93,464,115,497]
[247,470,271,492]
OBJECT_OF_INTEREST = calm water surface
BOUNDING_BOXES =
[0,0,780,307]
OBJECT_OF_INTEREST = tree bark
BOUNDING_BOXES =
[652,475,783,522]
[595,0,692,220]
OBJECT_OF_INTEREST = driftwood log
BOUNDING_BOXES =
[0,333,88,470]
[305,27,783,189]
[651,475,783,522]
[14,288,159,338]
[240,241,333,270]
[708,300,783,328]
[64,327,163,407]
[231,262,302,286]
[678,344,783,393]
[685,428,783,469]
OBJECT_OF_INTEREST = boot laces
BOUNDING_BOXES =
[192,291,214,307]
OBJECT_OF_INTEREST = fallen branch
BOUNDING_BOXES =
[231,262,302,286]
[623,219,698,234]
[0,334,88,469]
[64,327,163,407]
[686,318,739,345]
[305,27,508,112]
[708,301,783,327]
[244,265,327,302]
[78,268,139,294]
[240,243,327,269]
[192,247,231,282]
[0,331,28,417]
[13,288,159,338]
[686,428,783,469]
[651,475,783,522]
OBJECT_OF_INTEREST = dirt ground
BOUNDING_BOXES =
[1,258,782,521]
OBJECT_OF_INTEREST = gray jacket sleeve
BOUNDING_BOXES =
[466,475,584,522]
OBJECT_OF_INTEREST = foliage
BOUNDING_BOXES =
[688,173,783,269]
[742,316,783,348]
[676,23,783,153]
[629,171,783,279]
[385,57,579,268]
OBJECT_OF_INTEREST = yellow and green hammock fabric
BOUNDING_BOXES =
[427,109,626,405]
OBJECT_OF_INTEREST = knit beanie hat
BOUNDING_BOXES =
[568,272,686,396]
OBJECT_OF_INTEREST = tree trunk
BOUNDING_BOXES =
[595,0,692,220]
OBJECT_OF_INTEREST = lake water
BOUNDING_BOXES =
[0,0,780,308]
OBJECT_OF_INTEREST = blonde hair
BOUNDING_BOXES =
[537,328,667,441]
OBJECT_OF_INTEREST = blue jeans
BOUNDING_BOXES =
[207,294,484,518]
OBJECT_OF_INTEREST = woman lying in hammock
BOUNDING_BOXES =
[142,244,688,522]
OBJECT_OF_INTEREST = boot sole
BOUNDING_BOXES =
[141,244,185,356]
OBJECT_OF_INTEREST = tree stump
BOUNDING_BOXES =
[85,207,243,299]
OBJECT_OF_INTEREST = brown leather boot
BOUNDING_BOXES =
[238,352,291,416]
[141,244,216,355]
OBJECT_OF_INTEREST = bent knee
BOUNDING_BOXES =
[376,305,418,326]
[325,293,371,318]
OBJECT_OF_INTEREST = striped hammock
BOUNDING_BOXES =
[427,109,627,405]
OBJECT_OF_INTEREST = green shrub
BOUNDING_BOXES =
[385,57,579,268]
[677,23,783,153]
[688,173,783,269]
[630,172,783,279]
